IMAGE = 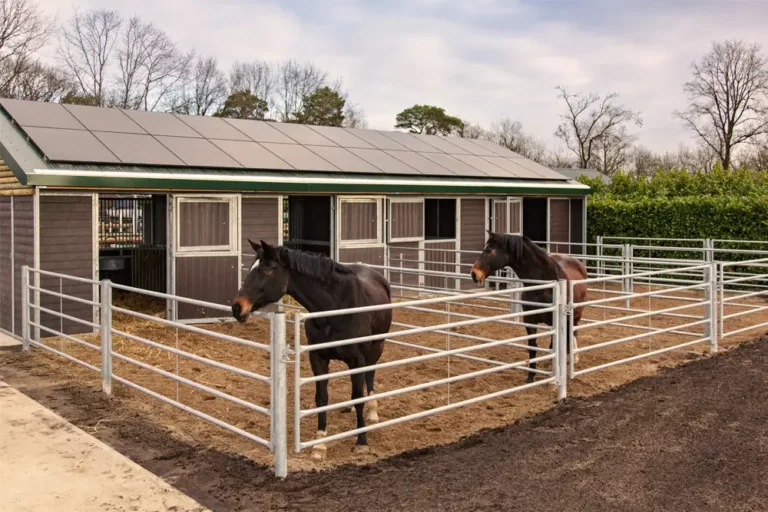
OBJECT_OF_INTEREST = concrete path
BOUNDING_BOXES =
[0,380,208,512]
[0,332,21,351]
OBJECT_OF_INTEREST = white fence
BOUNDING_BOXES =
[16,236,768,477]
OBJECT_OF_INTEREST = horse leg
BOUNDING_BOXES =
[525,324,538,384]
[309,353,330,461]
[349,354,370,453]
[364,340,383,424]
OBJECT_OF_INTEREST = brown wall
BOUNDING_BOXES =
[338,246,384,269]
[13,197,34,336]
[549,198,570,254]
[176,256,239,319]
[460,198,485,290]
[424,241,456,290]
[39,195,95,337]
[387,241,420,296]
[241,196,280,280]
[0,198,11,332]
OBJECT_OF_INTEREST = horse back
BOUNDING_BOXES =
[551,253,588,309]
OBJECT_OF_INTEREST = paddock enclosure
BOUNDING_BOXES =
[2,99,768,478]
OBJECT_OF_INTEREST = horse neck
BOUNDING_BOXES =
[506,243,562,282]
[285,269,342,313]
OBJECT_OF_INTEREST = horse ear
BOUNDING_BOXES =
[248,239,261,252]
[486,230,500,241]
[260,240,276,259]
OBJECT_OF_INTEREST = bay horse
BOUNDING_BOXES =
[470,232,587,382]
[232,240,392,460]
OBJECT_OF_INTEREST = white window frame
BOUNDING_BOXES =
[388,197,425,243]
[337,196,384,247]
[491,197,522,235]
[174,195,239,255]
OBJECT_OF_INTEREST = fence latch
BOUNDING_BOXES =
[280,347,295,363]
[560,303,573,316]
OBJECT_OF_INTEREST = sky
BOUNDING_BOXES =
[35,0,768,154]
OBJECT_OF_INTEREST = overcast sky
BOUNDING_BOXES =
[36,0,768,153]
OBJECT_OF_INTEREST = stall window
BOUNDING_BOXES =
[425,199,456,240]
[339,198,382,245]
[175,197,237,253]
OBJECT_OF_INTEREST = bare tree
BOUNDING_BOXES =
[0,59,70,101]
[456,119,486,139]
[593,125,636,175]
[675,40,768,170]
[555,86,642,172]
[0,0,54,92]
[133,23,193,111]
[58,8,122,106]
[275,59,327,122]
[185,56,227,115]
[488,117,548,164]
[114,16,149,109]
[229,60,274,108]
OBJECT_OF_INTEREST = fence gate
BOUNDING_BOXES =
[171,195,240,321]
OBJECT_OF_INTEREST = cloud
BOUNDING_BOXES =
[35,0,768,153]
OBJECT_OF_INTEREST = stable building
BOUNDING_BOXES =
[0,98,590,337]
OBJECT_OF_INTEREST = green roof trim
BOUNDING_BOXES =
[28,166,592,195]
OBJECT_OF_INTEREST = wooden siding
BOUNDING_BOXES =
[389,201,423,240]
[340,201,378,241]
[424,241,456,290]
[388,241,420,296]
[176,256,239,320]
[493,200,507,233]
[0,198,11,332]
[549,198,570,254]
[510,200,521,233]
[570,198,584,255]
[338,246,384,270]
[178,201,230,247]
[460,199,485,290]
[13,197,33,336]
[241,197,279,280]
[39,195,95,337]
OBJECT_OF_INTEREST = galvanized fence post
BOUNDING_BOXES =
[271,312,288,478]
[709,262,719,354]
[100,280,113,395]
[555,279,568,401]
[624,243,632,308]
[21,265,29,351]
[596,236,603,276]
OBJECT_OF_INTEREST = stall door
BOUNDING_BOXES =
[491,198,522,235]
[172,195,240,321]
[549,198,571,254]
[336,196,385,268]
[387,198,424,292]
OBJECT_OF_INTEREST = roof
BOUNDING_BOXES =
[555,168,611,184]
[0,98,590,195]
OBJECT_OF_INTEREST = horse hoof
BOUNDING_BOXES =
[310,446,327,461]
[526,375,535,384]
[353,444,370,454]
[367,411,380,423]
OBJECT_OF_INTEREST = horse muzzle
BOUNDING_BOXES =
[470,264,487,286]
[231,297,253,323]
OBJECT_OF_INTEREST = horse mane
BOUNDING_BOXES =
[279,246,355,282]
[500,234,567,280]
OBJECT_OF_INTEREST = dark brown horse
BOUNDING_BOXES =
[470,232,587,382]
[232,240,392,460]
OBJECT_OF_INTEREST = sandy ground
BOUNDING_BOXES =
[12,280,768,471]
[0,379,207,512]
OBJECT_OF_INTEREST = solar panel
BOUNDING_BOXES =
[94,132,185,166]
[469,138,524,158]
[221,119,295,143]
[410,133,471,154]
[0,99,84,130]
[514,159,569,180]
[62,104,145,134]
[260,143,339,172]
[210,140,294,170]
[271,123,337,146]
[25,127,119,163]
[347,148,420,175]
[306,146,382,173]
[346,129,408,150]
[307,125,374,148]
[176,114,251,141]
[419,152,483,177]
[385,150,452,176]
[440,136,498,156]
[451,154,509,178]
[480,156,540,179]
[155,136,242,168]
[122,110,202,137]
[379,131,441,152]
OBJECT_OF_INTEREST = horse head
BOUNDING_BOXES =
[470,230,525,286]
[231,239,289,323]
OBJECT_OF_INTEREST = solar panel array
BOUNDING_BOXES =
[0,98,568,181]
